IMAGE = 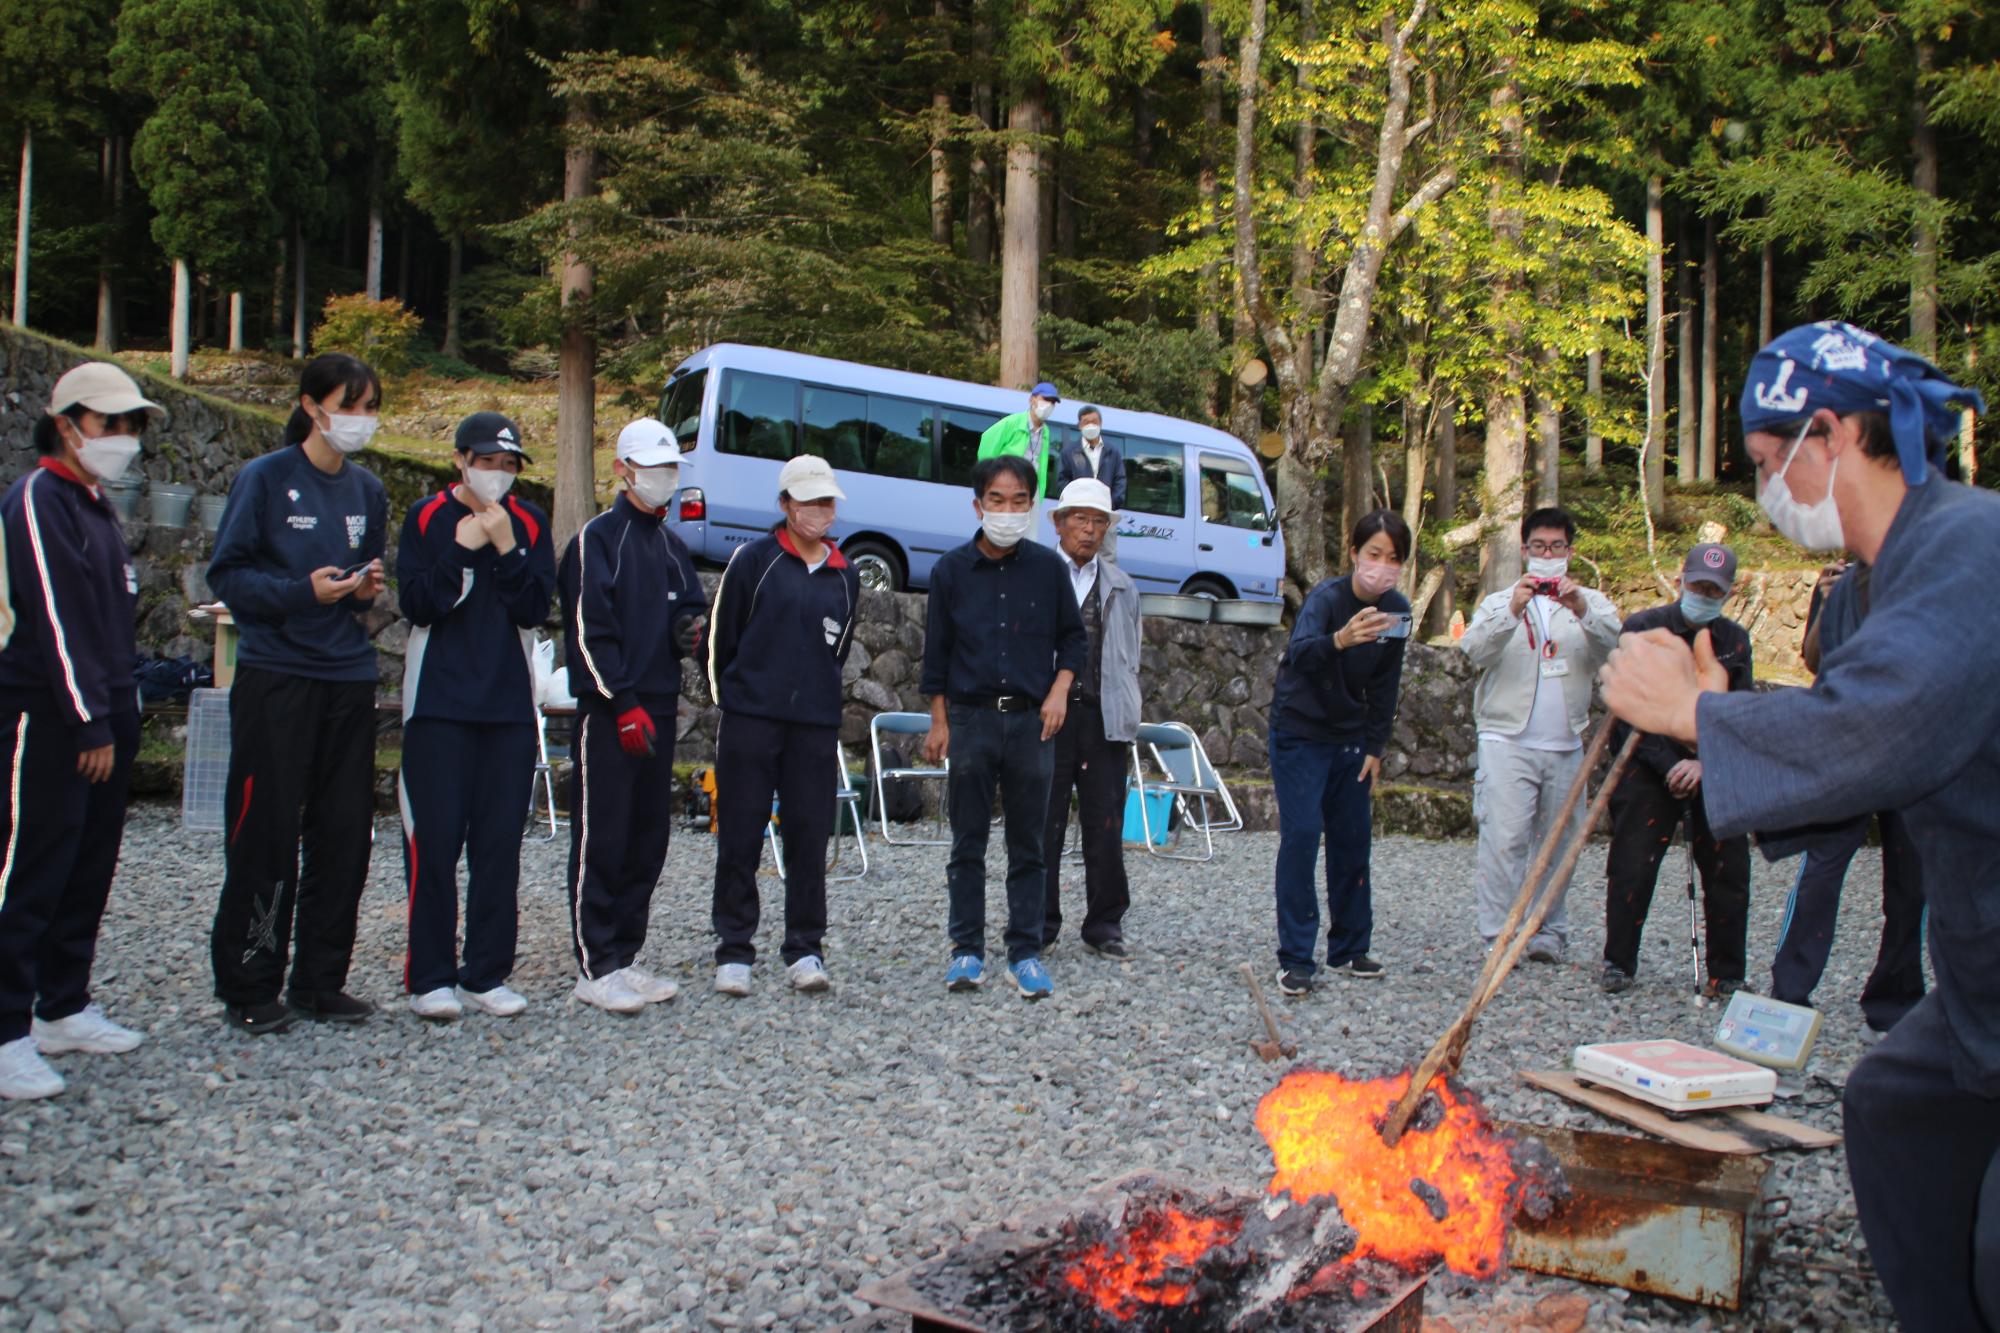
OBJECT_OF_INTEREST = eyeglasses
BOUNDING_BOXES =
[1525,540,1570,556]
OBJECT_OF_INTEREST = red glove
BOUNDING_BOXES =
[616,706,657,758]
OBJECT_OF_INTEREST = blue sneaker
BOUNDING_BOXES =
[944,954,985,991]
[1010,957,1053,1000]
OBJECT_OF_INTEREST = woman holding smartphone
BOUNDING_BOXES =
[206,353,389,1035]
[1267,509,1412,995]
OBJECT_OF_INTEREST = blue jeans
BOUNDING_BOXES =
[945,704,1054,964]
[1270,729,1374,975]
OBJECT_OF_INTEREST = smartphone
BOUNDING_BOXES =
[338,560,374,581]
[1377,612,1414,639]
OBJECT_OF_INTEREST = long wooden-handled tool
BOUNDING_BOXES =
[1380,724,1641,1146]
[1242,964,1297,1061]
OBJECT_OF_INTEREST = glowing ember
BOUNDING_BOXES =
[1256,1068,1520,1278]
[1060,1204,1244,1319]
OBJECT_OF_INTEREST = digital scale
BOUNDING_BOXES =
[1570,993,1823,1114]
[1572,1040,1777,1112]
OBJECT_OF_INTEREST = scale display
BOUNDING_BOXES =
[1713,991,1822,1071]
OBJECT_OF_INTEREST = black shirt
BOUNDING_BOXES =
[920,535,1088,701]
[1611,600,1755,777]
[1269,574,1409,753]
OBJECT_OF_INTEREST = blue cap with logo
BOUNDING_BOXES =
[1030,381,1060,401]
[1739,321,1984,485]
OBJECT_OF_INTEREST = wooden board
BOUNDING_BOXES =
[1521,1070,1842,1155]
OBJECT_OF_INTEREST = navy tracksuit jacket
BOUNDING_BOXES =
[557,494,706,979]
[705,529,860,967]
[0,460,141,1044]
[396,488,556,996]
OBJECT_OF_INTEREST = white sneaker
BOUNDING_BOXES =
[0,1036,64,1100]
[459,984,527,1017]
[616,965,679,1004]
[574,972,646,1014]
[409,987,463,1021]
[31,1004,144,1054]
[787,956,830,993]
[714,963,753,997]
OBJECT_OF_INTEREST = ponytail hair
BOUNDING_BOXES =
[284,353,382,445]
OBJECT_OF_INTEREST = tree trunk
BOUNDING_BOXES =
[292,219,308,358]
[1426,400,1458,636]
[12,126,31,326]
[1196,1,1224,419]
[442,233,464,359]
[1699,216,1718,481]
[396,224,411,304]
[1644,175,1665,517]
[1758,241,1774,347]
[170,259,191,379]
[555,7,602,556]
[1584,347,1603,472]
[929,3,953,250]
[1341,401,1372,549]
[95,135,119,351]
[365,189,385,302]
[1533,353,1559,506]
[1039,105,1059,321]
[998,88,1042,389]
[1676,213,1696,484]
[1479,67,1526,595]
[1910,38,1938,359]
[228,291,244,352]
[966,78,995,267]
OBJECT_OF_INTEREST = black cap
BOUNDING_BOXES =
[455,411,532,463]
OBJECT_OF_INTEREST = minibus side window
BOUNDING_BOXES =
[1122,438,1185,517]
[719,371,798,460]
[867,395,937,481]
[658,368,707,450]
[802,385,868,472]
[940,407,1003,487]
[1199,453,1271,530]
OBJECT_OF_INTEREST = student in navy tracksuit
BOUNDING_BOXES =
[207,354,389,1035]
[396,412,555,1022]
[706,455,861,997]
[557,418,707,1014]
[0,362,158,1101]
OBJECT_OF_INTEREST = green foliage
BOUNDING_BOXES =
[313,293,425,373]
[1039,315,1222,419]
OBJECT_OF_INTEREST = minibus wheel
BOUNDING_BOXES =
[845,540,904,593]
[1180,576,1233,601]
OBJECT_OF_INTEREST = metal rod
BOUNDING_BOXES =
[1382,728,1641,1146]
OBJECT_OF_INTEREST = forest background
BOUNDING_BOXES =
[4,0,1996,619]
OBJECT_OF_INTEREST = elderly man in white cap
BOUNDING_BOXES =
[1038,477,1143,960]
[706,455,862,997]
[0,361,162,1099]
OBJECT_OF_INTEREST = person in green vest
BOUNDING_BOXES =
[978,381,1060,499]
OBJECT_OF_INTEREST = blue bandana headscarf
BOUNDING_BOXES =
[1739,321,1986,485]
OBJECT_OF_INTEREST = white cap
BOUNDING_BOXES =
[50,362,166,421]
[1053,477,1114,516]
[778,454,846,502]
[616,417,682,467]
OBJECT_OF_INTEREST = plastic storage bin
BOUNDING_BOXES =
[182,687,232,831]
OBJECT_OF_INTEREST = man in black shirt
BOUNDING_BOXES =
[921,455,1087,1000]
[1601,543,1756,997]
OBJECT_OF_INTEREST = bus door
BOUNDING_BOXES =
[1112,436,1191,591]
[1195,451,1280,597]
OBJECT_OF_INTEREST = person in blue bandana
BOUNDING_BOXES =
[1601,321,1997,1333]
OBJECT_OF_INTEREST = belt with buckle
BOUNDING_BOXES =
[955,694,1037,713]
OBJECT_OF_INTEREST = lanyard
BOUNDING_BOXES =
[1524,598,1560,658]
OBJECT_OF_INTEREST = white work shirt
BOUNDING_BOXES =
[1481,596,1580,753]
[1067,555,1099,606]
[1082,441,1104,478]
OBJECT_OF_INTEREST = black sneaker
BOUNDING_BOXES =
[224,1001,298,1035]
[1701,977,1745,1002]
[1347,956,1385,980]
[1600,962,1635,994]
[1275,967,1314,997]
[287,991,376,1024]
[1084,939,1131,960]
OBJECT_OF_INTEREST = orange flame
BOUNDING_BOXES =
[1256,1069,1519,1278]
[1061,1205,1244,1320]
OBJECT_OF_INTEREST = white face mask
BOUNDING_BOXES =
[980,508,1033,548]
[1030,398,1054,424]
[1080,424,1102,443]
[1758,422,1846,552]
[1525,555,1569,581]
[320,412,379,454]
[628,465,679,510]
[464,467,515,506]
[77,434,141,483]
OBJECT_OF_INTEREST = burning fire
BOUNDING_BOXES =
[1061,1204,1244,1319]
[1256,1069,1520,1278]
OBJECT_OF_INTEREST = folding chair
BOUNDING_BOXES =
[528,706,573,842]
[766,746,871,883]
[869,711,951,845]
[1129,721,1243,862]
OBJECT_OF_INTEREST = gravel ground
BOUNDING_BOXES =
[0,803,1903,1331]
